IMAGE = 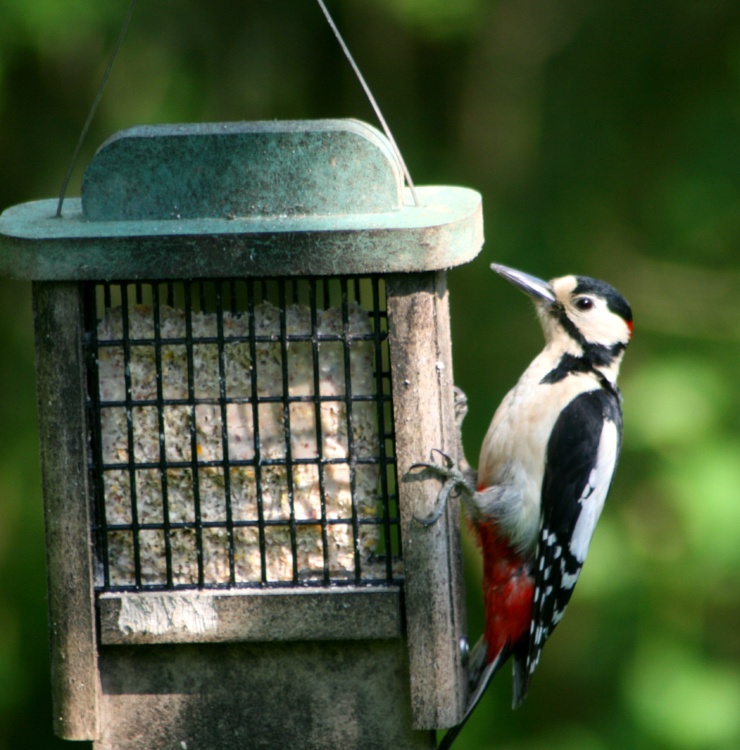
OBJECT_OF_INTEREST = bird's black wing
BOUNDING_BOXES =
[512,388,622,707]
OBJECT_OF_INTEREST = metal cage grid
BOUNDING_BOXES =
[84,275,401,593]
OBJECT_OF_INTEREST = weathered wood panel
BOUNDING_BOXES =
[387,271,467,730]
[33,281,100,740]
[97,640,434,750]
[98,587,403,645]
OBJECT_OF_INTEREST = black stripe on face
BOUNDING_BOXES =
[574,277,633,326]
[550,278,630,365]
[552,303,621,365]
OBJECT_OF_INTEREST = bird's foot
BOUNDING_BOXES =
[406,449,474,526]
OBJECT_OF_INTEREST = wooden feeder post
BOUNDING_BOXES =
[0,119,483,749]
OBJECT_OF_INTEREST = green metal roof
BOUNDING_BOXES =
[0,119,483,280]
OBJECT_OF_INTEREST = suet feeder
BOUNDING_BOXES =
[0,119,483,749]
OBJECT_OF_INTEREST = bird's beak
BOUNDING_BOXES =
[491,263,556,307]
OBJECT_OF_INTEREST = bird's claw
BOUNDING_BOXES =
[406,449,473,526]
[408,448,455,474]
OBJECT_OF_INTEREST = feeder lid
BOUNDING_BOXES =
[0,119,483,280]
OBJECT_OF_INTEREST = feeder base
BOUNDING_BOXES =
[95,639,434,750]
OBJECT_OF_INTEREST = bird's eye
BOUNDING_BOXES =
[575,297,594,311]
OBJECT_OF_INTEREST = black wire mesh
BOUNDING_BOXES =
[84,276,401,592]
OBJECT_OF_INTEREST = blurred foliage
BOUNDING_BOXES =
[0,1,739,748]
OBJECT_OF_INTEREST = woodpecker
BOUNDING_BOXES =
[421,263,633,750]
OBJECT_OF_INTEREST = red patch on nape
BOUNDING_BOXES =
[626,320,634,337]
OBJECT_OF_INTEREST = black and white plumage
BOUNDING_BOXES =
[523,387,623,690]
[433,263,632,750]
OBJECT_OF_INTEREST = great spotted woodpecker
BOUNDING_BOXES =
[420,263,633,749]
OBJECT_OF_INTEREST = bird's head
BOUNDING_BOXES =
[491,263,633,375]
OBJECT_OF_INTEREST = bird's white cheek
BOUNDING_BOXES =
[576,312,631,348]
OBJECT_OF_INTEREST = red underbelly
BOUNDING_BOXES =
[475,520,534,659]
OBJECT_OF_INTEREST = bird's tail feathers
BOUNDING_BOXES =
[437,638,510,750]
[511,654,531,709]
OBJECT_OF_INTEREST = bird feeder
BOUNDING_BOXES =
[0,119,482,749]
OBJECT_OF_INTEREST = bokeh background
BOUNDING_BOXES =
[1,1,740,748]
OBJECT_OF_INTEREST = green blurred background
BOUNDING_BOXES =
[1,1,739,748]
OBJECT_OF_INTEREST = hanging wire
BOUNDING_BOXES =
[56,0,138,218]
[315,0,421,207]
[57,0,420,214]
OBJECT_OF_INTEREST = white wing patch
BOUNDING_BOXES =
[569,419,619,562]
